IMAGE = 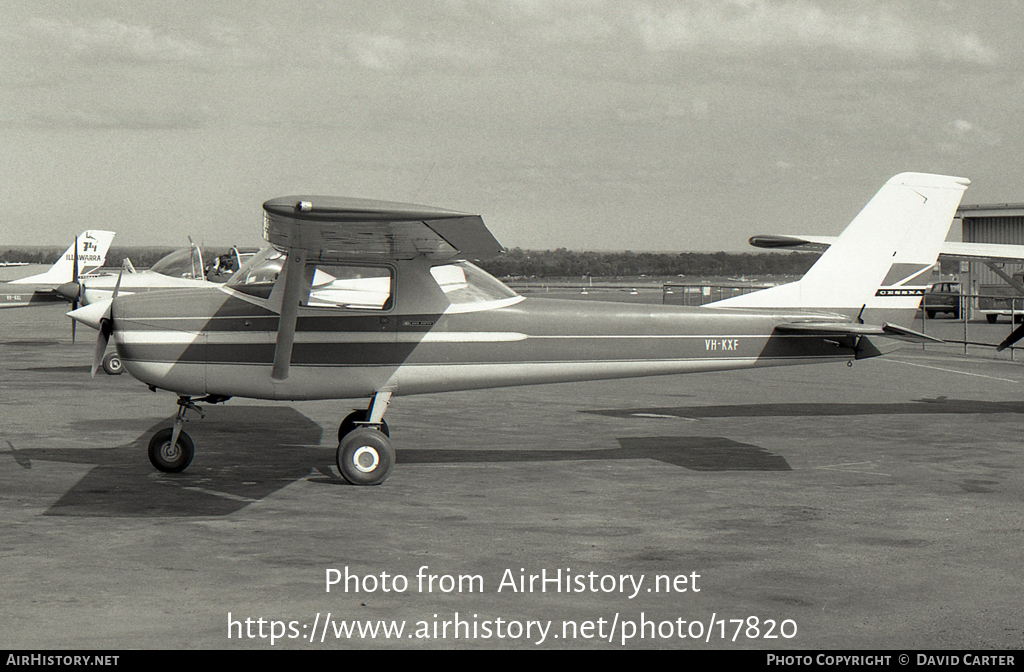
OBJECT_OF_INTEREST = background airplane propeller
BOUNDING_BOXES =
[996,322,1024,352]
[70,235,79,343]
[70,270,123,376]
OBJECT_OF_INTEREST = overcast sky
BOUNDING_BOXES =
[1,1,1020,251]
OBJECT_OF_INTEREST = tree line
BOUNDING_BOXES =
[0,247,239,269]
[477,247,818,278]
[1,245,819,278]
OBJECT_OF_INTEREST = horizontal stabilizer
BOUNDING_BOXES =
[776,321,944,344]
[262,196,504,261]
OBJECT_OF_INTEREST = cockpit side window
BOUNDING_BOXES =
[227,250,284,299]
[227,249,393,309]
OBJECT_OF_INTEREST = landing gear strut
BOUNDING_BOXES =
[337,391,394,486]
[147,395,227,473]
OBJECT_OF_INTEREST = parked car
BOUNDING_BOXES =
[922,281,961,319]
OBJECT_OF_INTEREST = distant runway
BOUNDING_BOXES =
[1,304,1022,649]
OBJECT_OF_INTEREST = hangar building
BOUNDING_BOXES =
[955,203,1024,319]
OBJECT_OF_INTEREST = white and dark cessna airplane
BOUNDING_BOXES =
[0,231,115,309]
[68,172,969,485]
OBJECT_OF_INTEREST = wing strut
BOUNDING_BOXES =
[271,249,307,380]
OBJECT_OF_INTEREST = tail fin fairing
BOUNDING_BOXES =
[11,230,116,285]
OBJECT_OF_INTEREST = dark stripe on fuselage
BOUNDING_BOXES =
[113,290,856,368]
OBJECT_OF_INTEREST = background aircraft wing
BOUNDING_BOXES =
[747,234,836,253]
[262,196,504,261]
[750,235,1024,264]
[934,241,1024,263]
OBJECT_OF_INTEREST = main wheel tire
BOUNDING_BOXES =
[337,428,395,486]
[338,410,389,442]
[148,428,195,473]
[102,351,123,375]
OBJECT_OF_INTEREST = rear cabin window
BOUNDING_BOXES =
[305,265,393,310]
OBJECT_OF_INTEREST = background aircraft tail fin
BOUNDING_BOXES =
[11,230,116,285]
[710,172,969,322]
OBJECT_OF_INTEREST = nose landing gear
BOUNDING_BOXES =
[147,395,229,473]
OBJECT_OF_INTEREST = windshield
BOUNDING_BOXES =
[149,247,204,279]
[430,261,519,308]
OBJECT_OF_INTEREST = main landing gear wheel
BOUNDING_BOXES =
[101,351,123,375]
[337,427,395,486]
[338,410,389,442]
[148,427,195,473]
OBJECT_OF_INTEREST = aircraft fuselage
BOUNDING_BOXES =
[112,285,861,401]
[0,283,65,308]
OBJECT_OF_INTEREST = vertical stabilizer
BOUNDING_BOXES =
[710,173,969,321]
[11,230,116,285]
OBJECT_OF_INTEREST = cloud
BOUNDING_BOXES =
[946,118,1001,147]
[22,18,203,63]
[348,33,410,70]
[343,30,493,72]
[632,0,997,64]
[9,105,212,131]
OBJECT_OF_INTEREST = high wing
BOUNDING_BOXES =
[749,234,1024,264]
[262,196,504,380]
[262,196,504,261]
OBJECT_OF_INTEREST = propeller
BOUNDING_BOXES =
[71,235,79,343]
[996,322,1024,352]
[67,270,123,377]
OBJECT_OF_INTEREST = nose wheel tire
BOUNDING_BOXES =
[337,428,394,486]
[102,352,123,375]
[338,410,389,442]
[148,428,195,473]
